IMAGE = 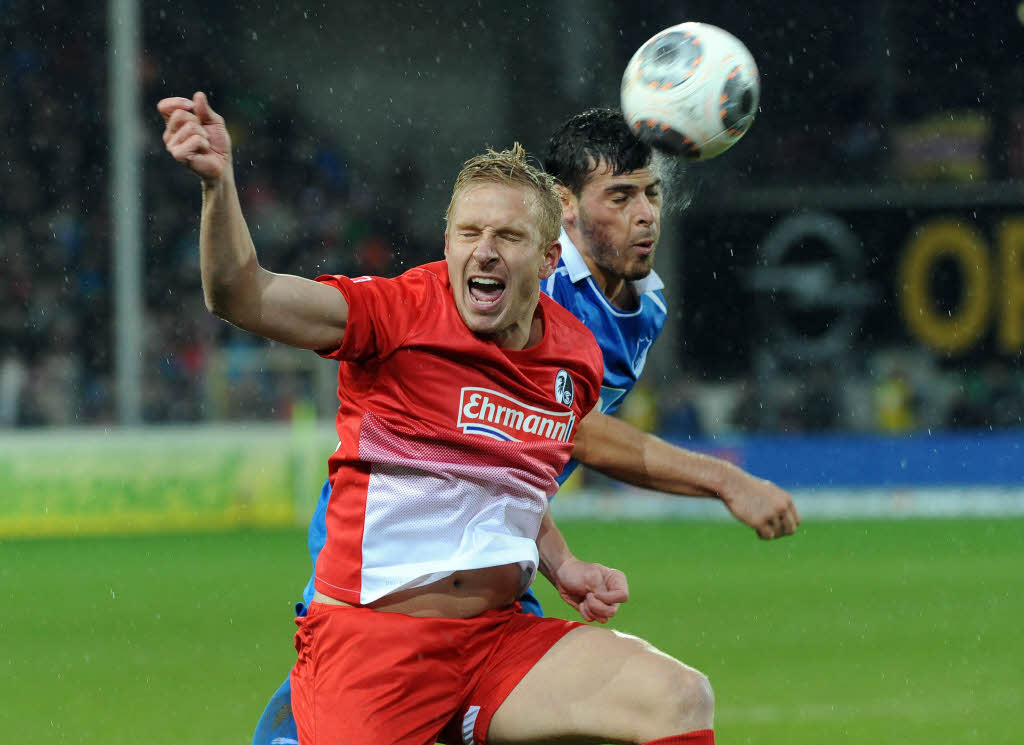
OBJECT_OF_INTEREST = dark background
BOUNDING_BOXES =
[3,0,1023,434]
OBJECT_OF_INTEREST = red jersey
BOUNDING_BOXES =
[313,261,603,604]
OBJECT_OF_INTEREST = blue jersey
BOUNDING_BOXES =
[542,229,667,482]
[253,231,668,745]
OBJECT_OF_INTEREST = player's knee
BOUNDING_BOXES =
[620,641,715,737]
[639,659,714,733]
[668,663,714,730]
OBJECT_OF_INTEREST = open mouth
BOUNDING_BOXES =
[468,277,506,306]
[633,239,654,255]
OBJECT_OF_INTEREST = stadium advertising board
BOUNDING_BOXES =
[680,207,1024,376]
[0,425,332,538]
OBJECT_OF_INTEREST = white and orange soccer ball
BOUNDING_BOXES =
[620,21,760,161]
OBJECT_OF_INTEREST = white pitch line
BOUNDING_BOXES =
[723,690,1024,724]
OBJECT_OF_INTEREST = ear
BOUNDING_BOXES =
[538,239,561,280]
[443,231,450,257]
[555,184,577,227]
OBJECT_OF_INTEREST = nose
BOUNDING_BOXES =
[634,194,656,226]
[473,230,499,264]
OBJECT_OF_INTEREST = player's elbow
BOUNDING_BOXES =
[203,282,257,330]
[202,287,221,316]
[202,265,264,326]
[203,284,235,320]
[201,255,264,322]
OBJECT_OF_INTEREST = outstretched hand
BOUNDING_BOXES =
[157,91,231,182]
[551,557,629,623]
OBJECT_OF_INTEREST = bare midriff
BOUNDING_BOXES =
[312,561,527,618]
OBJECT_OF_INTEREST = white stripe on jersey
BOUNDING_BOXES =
[462,705,481,745]
[646,290,667,315]
[351,413,553,604]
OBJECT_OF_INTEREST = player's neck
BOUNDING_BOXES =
[582,255,637,310]
[489,306,545,351]
[609,280,639,310]
[525,310,545,347]
[566,225,638,310]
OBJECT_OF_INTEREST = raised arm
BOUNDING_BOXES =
[158,92,348,351]
[572,409,800,540]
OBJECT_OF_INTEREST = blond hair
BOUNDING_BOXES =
[445,143,562,247]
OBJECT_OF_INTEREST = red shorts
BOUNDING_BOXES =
[290,601,583,745]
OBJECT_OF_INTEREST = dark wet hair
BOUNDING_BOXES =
[543,108,653,195]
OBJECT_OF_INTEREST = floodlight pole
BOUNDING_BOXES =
[108,0,143,425]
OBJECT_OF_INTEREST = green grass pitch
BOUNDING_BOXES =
[2,517,1021,744]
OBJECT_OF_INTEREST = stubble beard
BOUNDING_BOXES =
[579,211,655,282]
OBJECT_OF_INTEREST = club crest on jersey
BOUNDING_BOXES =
[458,387,575,443]
[555,369,575,407]
[632,336,654,375]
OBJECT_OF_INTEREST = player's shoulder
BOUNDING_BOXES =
[540,290,587,331]
[361,260,450,302]
[321,261,451,332]
[539,293,603,364]
[406,260,448,281]
[389,260,449,289]
[540,295,603,413]
[317,260,445,290]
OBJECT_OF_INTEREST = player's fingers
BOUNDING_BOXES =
[778,511,794,536]
[156,96,194,122]
[780,510,799,536]
[593,569,629,604]
[165,119,206,150]
[168,133,212,164]
[167,132,211,164]
[162,108,199,144]
[764,506,799,538]
[192,91,224,125]
[778,488,799,525]
[582,592,619,623]
[577,599,595,623]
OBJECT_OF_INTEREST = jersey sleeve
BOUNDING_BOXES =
[314,269,435,361]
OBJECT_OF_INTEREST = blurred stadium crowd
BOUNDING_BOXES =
[3,3,1023,436]
[1,10,413,426]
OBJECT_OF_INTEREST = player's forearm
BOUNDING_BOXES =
[574,412,725,498]
[535,507,574,586]
[199,169,265,325]
[629,431,733,498]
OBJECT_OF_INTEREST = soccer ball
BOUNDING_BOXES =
[620,22,760,161]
